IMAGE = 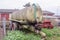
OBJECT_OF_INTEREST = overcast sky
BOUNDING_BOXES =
[0,0,60,15]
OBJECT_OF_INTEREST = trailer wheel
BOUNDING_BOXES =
[11,22,17,30]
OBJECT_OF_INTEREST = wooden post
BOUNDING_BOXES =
[2,17,6,36]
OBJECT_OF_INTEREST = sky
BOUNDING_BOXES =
[0,0,60,15]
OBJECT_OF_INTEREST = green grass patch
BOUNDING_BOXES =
[4,27,60,40]
[42,27,60,37]
[4,30,41,40]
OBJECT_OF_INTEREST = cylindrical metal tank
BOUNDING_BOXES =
[10,4,42,24]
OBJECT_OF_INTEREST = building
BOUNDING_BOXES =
[42,11,60,27]
[42,11,55,20]
[0,9,19,21]
[43,11,54,16]
[42,11,57,26]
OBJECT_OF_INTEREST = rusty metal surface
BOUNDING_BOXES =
[10,4,42,23]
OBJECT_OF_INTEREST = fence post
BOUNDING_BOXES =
[2,17,6,36]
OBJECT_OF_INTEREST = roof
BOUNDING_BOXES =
[43,11,54,14]
[0,9,19,13]
[43,16,57,19]
[42,11,55,16]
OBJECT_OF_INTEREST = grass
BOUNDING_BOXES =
[42,27,60,37]
[4,27,60,40]
[42,27,60,40]
[4,30,41,40]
